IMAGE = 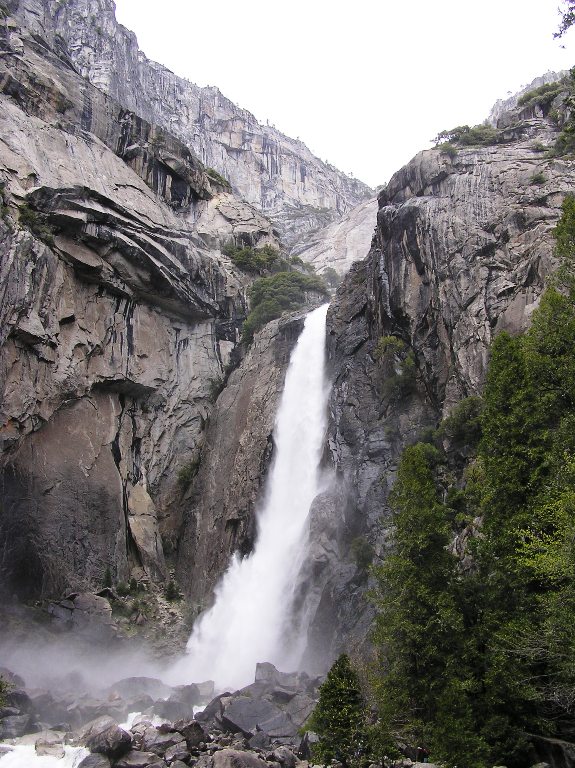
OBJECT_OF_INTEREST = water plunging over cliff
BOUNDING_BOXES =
[173,304,331,691]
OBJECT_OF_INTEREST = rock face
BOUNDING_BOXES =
[304,105,575,664]
[0,0,275,597]
[11,0,372,248]
[291,197,378,276]
[176,311,307,607]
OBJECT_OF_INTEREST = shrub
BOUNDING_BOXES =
[517,81,564,111]
[103,567,112,588]
[223,243,289,275]
[434,124,501,148]
[116,581,130,597]
[530,171,547,185]
[242,271,329,342]
[439,142,458,159]
[178,458,200,488]
[322,266,342,289]
[205,167,231,189]
[438,396,483,452]
[351,536,374,574]
[374,336,417,401]
[165,579,181,601]
[18,203,55,245]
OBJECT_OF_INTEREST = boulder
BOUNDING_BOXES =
[108,677,174,700]
[78,756,112,768]
[75,716,117,745]
[175,718,209,748]
[221,697,286,737]
[140,726,184,756]
[85,724,132,758]
[270,746,297,768]
[248,732,271,750]
[213,748,271,768]
[0,714,32,738]
[115,750,165,768]
[164,740,191,765]
[35,734,65,758]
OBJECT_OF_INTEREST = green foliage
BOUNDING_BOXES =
[178,457,200,487]
[551,68,575,156]
[350,536,374,575]
[205,167,231,188]
[0,676,10,708]
[517,82,564,111]
[103,566,112,588]
[322,266,342,289]
[116,581,130,597]
[374,336,417,401]
[433,123,501,148]
[555,0,575,37]
[18,203,55,245]
[164,579,181,601]
[439,142,458,159]
[438,396,483,453]
[530,171,547,185]
[242,271,328,342]
[223,243,290,275]
[371,200,575,766]
[308,654,369,768]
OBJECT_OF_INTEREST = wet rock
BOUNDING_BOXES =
[221,697,286,737]
[174,719,209,749]
[35,734,65,758]
[164,740,191,765]
[85,724,132,758]
[298,731,319,760]
[0,714,32,738]
[270,747,297,768]
[213,748,270,768]
[78,756,112,768]
[140,726,185,756]
[115,750,165,768]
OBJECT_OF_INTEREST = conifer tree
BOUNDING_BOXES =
[308,654,367,768]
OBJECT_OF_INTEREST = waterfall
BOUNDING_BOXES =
[173,303,331,691]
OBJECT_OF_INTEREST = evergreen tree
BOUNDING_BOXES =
[308,654,368,768]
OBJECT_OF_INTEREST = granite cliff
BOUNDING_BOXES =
[0,0,278,598]
[10,0,372,250]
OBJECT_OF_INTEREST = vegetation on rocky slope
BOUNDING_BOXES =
[368,196,575,767]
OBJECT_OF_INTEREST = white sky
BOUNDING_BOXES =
[114,0,575,189]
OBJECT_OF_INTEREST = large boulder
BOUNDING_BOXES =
[221,697,286,737]
[85,724,132,758]
[78,756,112,768]
[0,714,33,738]
[213,748,271,768]
[140,727,185,756]
[115,750,165,768]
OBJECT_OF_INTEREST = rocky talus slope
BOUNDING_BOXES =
[11,0,372,248]
[303,101,575,661]
[0,1,277,598]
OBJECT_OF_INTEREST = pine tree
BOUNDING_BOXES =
[308,654,368,768]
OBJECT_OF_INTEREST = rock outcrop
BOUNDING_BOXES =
[304,103,575,662]
[291,197,378,276]
[11,0,372,248]
[0,0,275,597]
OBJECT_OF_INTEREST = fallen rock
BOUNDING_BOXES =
[35,734,65,758]
[270,746,297,768]
[0,714,32,738]
[164,740,191,765]
[221,697,287,737]
[78,756,112,768]
[115,750,165,768]
[140,726,184,756]
[85,724,132,758]
[175,719,209,749]
[213,748,271,768]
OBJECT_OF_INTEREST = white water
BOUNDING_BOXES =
[171,304,331,691]
[0,746,88,768]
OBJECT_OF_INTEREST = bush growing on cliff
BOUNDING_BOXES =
[241,272,328,342]
[223,243,290,275]
[374,336,417,401]
[433,123,501,148]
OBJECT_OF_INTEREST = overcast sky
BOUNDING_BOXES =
[114,0,575,189]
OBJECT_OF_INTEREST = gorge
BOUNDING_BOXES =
[2,1,575,767]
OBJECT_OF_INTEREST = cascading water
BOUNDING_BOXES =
[172,303,331,691]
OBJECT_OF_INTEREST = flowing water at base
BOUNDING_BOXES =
[171,304,331,690]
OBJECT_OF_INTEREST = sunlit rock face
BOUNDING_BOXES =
[308,110,575,663]
[0,3,276,598]
[11,0,372,248]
